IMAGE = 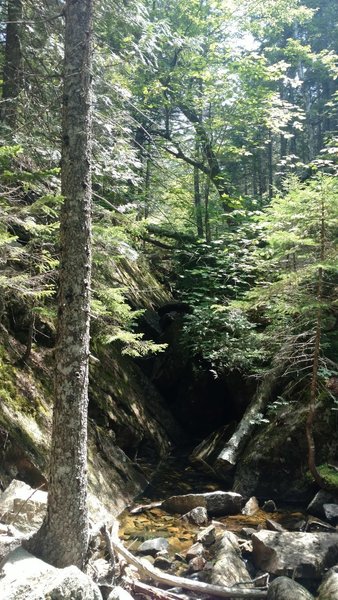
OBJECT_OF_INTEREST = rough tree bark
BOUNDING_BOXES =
[1,0,23,129]
[25,0,93,568]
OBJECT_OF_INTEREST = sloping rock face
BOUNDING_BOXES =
[252,530,338,579]
[233,400,336,502]
[0,326,180,518]
[0,547,102,600]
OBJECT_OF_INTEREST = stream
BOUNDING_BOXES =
[116,451,315,597]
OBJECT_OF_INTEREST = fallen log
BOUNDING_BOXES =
[215,362,286,472]
[129,501,162,515]
[106,526,268,599]
[123,578,187,600]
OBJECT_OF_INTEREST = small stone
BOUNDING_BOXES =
[186,542,205,561]
[188,556,206,572]
[242,497,259,516]
[174,553,186,562]
[262,500,277,512]
[323,503,338,525]
[154,556,172,570]
[266,519,286,533]
[182,506,208,526]
[196,525,216,547]
[137,538,169,556]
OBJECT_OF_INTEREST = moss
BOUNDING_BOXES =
[316,464,338,492]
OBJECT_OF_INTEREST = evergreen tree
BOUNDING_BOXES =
[26,0,93,568]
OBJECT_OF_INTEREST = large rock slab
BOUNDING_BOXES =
[211,531,252,587]
[0,479,113,534]
[0,479,47,533]
[318,565,338,599]
[267,576,314,599]
[0,547,102,599]
[233,401,336,502]
[252,530,338,579]
[161,491,244,516]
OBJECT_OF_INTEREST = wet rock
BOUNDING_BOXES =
[242,496,259,515]
[188,556,206,572]
[307,490,338,518]
[137,537,169,556]
[252,530,338,578]
[266,519,286,533]
[154,555,172,570]
[196,524,216,547]
[323,503,338,525]
[267,576,314,599]
[262,500,277,512]
[211,531,253,587]
[0,547,102,599]
[162,491,244,516]
[186,542,205,561]
[182,506,208,525]
[317,565,338,599]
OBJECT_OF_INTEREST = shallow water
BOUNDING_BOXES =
[118,453,306,556]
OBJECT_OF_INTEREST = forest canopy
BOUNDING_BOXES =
[0,0,337,441]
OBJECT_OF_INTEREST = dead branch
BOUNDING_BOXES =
[107,525,268,599]
[123,577,187,600]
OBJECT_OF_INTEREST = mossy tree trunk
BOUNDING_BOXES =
[26,0,93,569]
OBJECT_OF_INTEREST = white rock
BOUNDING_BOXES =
[0,480,47,533]
[242,496,259,516]
[107,586,134,600]
[0,547,102,599]
[0,479,112,535]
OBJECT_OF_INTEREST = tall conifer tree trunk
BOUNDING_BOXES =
[1,0,23,129]
[26,0,93,569]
